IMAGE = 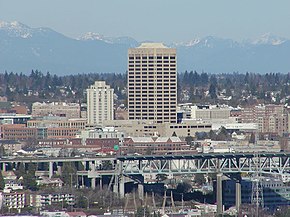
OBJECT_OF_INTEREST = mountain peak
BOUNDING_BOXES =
[0,20,33,38]
[79,32,138,46]
[252,33,286,45]
[79,32,108,42]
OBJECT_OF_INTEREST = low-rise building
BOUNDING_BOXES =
[104,119,212,138]
[37,177,64,188]
[0,189,26,211]
[32,102,81,118]
[0,113,31,125]
[121,136,191,155]
[30,192,75,208]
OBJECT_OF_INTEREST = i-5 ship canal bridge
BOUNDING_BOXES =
[2,152,290,214]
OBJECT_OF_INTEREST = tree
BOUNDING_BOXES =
[249,132,255,144]
[61,162,78,186]
[0,145,5,157]
[176,181,192,193]
[156,174,168,183]
[209,83,217,99]
[136,206,151,217]
[0,171,5,190]
[216,126,230,141]
[274,206,290,217]
[194,174,206,185]
[23,173,38,191]
[101,160,113,170]
[185,136,194,146]
[15,163,26,178]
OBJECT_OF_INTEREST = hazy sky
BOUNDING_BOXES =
[1,0,290,43]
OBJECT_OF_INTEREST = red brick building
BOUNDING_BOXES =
[121,136,191,155]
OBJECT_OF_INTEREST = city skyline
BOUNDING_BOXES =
[1,0,290,43]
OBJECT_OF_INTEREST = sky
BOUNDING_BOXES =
[1,0,290,43]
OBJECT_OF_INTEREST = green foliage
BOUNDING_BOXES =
[76,195,88,209]
[156,174,168,182]
[0,145,5,157]
[23,172,38,191]
[194,174,206,185]
[176,181,192,193]
[185,136,194,146]
[61,162,78,186]
[249,132,255,144]
[101,160,113,170]
[0,171,5,190]
[15,163,26,178]
[274,207,290,217]
[136,206,151,217]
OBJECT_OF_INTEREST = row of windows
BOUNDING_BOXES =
[128,109,176,112]
[128,91,176,94]
[128,86,176,90]
[128,72,176,76]
[129,112,176,116]
[169,125,211,129]
[129,56,175,60]
[129,94,176,98]
[129,63,175,67]
[128,98,176,101]
[128,101,176,104]
[128,68,176,71]
[128,104,176,108]
[128,82,176,86]
[128,75,176,79]
[128,61,176,66]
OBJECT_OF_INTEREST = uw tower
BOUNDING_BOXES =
[127,43,177,124]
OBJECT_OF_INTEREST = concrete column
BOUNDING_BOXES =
[57,166,62,176]
[1,163,6,172]
[216,173,223,215]
[99,178,103,191]
[49,162,53,178]
[235,178,241,213]
[138,184,144,201]
[91,177,96,189]
[82,176,86,188]
[119,176,125,198]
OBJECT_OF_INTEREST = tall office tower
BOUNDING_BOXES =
[87,81,114,126]
[128,43,177,123]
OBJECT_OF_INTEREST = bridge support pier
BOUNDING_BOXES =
[57,165,62,176]
[119,176,125,198]
[216,173,223,215]
[235,177,241,213]
[138,184,144,201]
[99,178,103,191]
[91,177,96,189]
[1,163,6,172]
[49,162,53,178]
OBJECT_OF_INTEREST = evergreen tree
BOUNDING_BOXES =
[0,171,5,190]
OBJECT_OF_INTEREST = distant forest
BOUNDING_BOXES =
[0,70,290,107]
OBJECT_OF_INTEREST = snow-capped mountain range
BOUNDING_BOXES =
[0,21,289,75]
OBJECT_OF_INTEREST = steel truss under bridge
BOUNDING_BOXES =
[117,152,290,176]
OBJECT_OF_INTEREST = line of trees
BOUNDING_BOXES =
[1,70,289,106]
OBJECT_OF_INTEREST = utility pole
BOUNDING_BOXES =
[251,132,264,216]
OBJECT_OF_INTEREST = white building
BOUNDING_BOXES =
[1,189,25,211]
[87,81,114,126]
[79,126,125,144]
[32,102,80,118]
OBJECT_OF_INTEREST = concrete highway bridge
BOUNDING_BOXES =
[2,152,290,214]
